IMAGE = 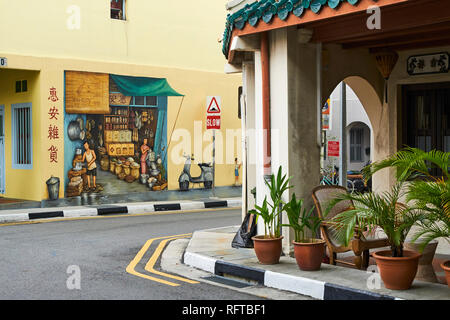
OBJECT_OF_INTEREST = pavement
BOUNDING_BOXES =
[0,197,242,224]
[183,226,450,300]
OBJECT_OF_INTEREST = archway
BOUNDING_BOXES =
[322,77,389,191]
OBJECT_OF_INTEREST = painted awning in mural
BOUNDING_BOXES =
[110,74,184,97]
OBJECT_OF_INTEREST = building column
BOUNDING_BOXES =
[286,28,321,249]
[241,61,256,219]
[39,68,65,201]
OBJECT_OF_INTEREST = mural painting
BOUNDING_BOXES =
[64,71,169,198]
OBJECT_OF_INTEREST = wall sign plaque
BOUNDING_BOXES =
[65,71,110,114]
[109,93,132,106]
[407,52,449,76]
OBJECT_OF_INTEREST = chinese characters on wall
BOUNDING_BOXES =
[407,52,449,75]
[48,87,60,163]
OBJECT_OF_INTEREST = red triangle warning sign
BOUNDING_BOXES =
[207,97,221,114]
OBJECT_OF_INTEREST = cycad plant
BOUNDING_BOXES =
[282,193,320,243]
[327,180,422,257]
[363,146,450,251]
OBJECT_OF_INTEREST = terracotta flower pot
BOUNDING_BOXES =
[373,250,421,290]
[441,260,450,288]
[293,239,325,271]
[252,235,283,265]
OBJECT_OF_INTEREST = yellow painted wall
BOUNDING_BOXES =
[0,0,241,201]
[1,54,241,200]
[0,0,228,73]
[0,69,43,201]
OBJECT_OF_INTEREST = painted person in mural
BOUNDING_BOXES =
[82,141,97,190]
[234,158,241,186]
[140,138,150,174]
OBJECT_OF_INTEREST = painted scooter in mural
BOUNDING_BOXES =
[178,153,213,191]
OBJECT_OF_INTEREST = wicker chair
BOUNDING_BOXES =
[312,185,390,270]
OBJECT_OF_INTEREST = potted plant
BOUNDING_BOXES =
[249,167,291,265]
[328,180,423,290]
[282,193,324,271]
[365,147,450,287]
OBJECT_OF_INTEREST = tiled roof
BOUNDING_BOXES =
[222,0,372,58]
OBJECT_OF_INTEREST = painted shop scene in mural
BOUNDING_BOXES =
[0,68,242,209]
[64,71,176,199]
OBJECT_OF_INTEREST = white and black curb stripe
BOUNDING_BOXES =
[0,199,240,223]
[183,252,397,300]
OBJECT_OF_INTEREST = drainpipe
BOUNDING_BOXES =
[261,32,271,176]
[316,43,323,148]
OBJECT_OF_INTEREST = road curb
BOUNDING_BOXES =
[183,251,397,301]
[0,199,241,224]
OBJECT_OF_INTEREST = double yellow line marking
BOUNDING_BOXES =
[126,234,200,287]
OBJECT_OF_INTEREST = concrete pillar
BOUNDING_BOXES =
[268,28,291,253]
[249,27,321,250]
[286,28,321,248]
[242,61,256,219]
[253,50,268,236]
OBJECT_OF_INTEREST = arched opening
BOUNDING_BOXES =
[322,78,382,191]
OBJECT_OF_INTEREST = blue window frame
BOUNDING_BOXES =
[11,103,32,169]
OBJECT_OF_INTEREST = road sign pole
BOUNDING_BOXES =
[212,129,216,197]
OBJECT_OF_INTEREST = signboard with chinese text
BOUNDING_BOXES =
[65,71,110,114]
[407,52,449,76]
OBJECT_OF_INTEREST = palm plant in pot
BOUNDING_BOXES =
[364,147,450,287]
[282,193,323,271]
[249,167,292,265]
[327,180,423,290]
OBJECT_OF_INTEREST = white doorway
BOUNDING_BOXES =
[0,105,4,194]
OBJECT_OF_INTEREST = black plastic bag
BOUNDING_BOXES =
[231,212,257,248]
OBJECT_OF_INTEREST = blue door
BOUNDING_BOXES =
[0,105,4,194]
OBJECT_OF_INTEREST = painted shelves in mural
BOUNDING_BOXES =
[64,71,168,198]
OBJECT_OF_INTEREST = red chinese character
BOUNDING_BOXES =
[48,106,59,120]
[48,145,58,163]
[48,125,59,140]
[48,87,59,102]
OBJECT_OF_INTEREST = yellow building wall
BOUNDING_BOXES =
[0,68,44,201]
[0,0,241,201]
[0,0,228,73]
[1,54,241,200]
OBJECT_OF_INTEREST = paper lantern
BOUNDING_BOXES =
[374,49,399,103]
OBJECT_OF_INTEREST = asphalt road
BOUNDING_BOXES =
[0,208,264,300]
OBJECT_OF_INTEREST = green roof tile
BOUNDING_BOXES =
[222,0,376,59]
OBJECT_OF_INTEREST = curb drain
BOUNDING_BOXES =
[202,275,253,288]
